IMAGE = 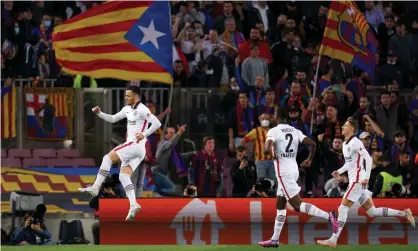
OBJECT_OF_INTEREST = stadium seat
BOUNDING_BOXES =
[72,158,96,167]
[23,158,47,167]
[57,149,81,158]
[1,158,22,167]
[8,148,32,158]
[58,220,89,245]
[33,149,57,158]
[46,158,73,168]
[1,149,7,158]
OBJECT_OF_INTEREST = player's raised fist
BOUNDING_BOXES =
[92,106,101,114]
[331,171,339,178]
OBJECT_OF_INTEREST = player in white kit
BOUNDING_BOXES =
[78,86,161,220]
[317,119,415,248]
[259,111,339,248]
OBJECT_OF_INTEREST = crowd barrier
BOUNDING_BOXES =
[100,198,418,245]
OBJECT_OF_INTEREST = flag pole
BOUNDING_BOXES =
[310,54,322,135]
[163,82,174,133]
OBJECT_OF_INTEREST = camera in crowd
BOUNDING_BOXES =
[100,173,120,192]
[384,183,406,198]
[183,185,198,198]
[250,179,273,198]
[29,204,46,227]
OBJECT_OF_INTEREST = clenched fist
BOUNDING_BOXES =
[92,106,101,114]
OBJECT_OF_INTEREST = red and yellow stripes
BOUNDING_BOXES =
[53,1,172,84]
[1,87,16,139]
[47,94,68,117]
[319,0,370,62]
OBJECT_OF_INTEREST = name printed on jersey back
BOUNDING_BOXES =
[280,152,296,158]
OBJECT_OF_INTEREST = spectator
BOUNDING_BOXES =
[362,117,385,155]
[377,15,395,59]
[364,0,385,32]
[240,43,269,88]
[189,136,224,197]
[386,130,413,164]
[12,213,52,246]
[151,125,195,194]
[326,172,349,198]
[238,28,272,63]
[219,17,245,56]
[375,91,399,141]
[178,1,206,28]
[257,88,278,116]
[372,151,411,197]
[280,82,309,114]
[318,135,344,182]
[214,2,243,34]
[351,96,376,131]
[388,20,413,88]
[231,145,257,197]
[38,53,49,79]
[227,92,255,150]
[241,113,274,181]
[247,1,275,36]
[219,77,240,115]
[21,34,39,80]
[378,50,402,88]
[268,14,287,43]
[319,105,342,146]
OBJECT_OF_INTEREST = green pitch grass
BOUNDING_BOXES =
[1,245,418,251]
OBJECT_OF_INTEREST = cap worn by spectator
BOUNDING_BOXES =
[359,132,371,139]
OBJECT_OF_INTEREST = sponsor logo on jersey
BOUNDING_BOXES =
[128,120,137,125]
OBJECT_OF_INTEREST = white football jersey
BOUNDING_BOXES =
[98,103,158,143]
[341,136,370,183]
[266,124,307,175]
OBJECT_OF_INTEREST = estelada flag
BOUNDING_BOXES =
[1,87,16,139]
[319,1,378,76]
[53,1,173,84]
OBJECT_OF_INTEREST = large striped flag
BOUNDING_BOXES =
[53,1,173,84]
[1,87,16,139]
[25,88,74,140]
[319,1,378,76]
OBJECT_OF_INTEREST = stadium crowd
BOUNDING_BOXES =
[2,0,418,204]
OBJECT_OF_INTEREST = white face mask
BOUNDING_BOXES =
[387,60,396,65]
[231,86,240,91]
[261,119,270,127]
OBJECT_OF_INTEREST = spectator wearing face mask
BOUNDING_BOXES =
[241,113,274,181]
[268,14,287,44]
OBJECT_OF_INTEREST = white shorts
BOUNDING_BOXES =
[344,182,372,205]
[113,141,145,171]
[276,172,301,200]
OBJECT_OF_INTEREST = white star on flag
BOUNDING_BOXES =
[347,6,355,16]
[138,20,165,50]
